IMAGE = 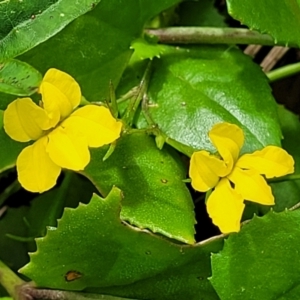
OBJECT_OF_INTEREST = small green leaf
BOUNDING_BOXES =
[227,0,300,46]
[0,59,42,96]
[130,38,168,61]
[21,187,222,299]
[211,210,300,300]
[83,132,196,244]
[137,46,281,154]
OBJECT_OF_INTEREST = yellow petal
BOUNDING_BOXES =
[236,145,294,178]
[3,98,51,142]
[207,178,245,233]
[62,105,122,147]
[39,68,81,125]
[47,125,90,170]
[209,122,244,172]
[228,167,274,205]
[16,137,61,193]
[189,150,227,192]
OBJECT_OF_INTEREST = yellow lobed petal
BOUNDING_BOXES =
[207,178,245,233]
[3,98,51,142]
[236,145,294,178]
[39,68,81,125]
[209,122,244,173]
[16,137,61,193]
[46,125,90,171]
[228,167,274,205]
[189,150,227,192]
[62,105,122,147]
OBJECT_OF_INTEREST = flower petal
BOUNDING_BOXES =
[228,167,274,205]
[190,150,227,192]
[4,98,51,142]
[39,68,81,125]
[236,145,294,178]
[16,137,61,193]
[209,122,244,173]
[47,125,90,171]
[207,178,245,233]
[62,105,122,147]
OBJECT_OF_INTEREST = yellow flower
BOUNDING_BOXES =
[3,68,122,193]
[189,122,294,233]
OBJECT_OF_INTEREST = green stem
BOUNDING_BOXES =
[268,173,300,183]
[145,27,280,46]
[123,61,152,126]
[267,62,300,82]
[0,259,25,299]
[0,180,21,208]
[164,136,194,157]
[18,284,135,300]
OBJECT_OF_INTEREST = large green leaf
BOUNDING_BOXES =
[18,0,182,102]
[21,187,222,299]
[137,46,281,154]
[227,0,300,46]
[0,0,102,60]
[210,210,300,300]
[0,59,42,96]
[83,132,195,244]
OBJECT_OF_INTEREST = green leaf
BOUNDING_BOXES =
[227,0,300,46]
[18,0,183,101]
[210,210,300,300]
[137,46,281,154]
[0,59,42,96]
[130,38,169,61]
[83,132,196,244]
[0,128,27,174]
[0,172,96,271]
[0,0,102,60]
[21,187,222,299]
[178,0,226,27]
[278,105,300,174]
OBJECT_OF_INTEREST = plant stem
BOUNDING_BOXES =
[123,61,152,126]
[145,27,279,46]
[0,259,24,299]
[267,62,300,82]
[0,179,21,208]
[18,284,135,300]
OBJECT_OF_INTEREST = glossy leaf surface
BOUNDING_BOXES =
[137,46,281,154]
[83,132,196,244]
[0,0,102,60]
[227,0,300,46]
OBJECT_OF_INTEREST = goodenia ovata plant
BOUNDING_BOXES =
[1,1,300,300]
